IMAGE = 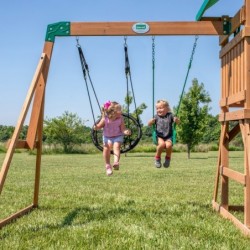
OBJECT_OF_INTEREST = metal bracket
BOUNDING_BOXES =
[222,16,231,35]
[45,22,70,42]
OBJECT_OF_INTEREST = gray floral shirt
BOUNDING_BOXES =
[154,112,174,139]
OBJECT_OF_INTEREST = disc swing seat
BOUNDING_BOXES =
[151,35,199,145]
[76,38,142,154]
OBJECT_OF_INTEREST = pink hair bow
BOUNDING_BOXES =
[104,100,111,110]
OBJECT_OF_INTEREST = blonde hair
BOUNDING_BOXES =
[156,99,171,111]
[102,101,122,120]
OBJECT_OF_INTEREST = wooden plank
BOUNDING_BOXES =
[246,0,250,27]
[26,42,54,149]
[219,109,250,121]
[219,90,246,107]
[220,121,229,209]
[33,92,45,206]
[5,140,39,149]
[0,54,46,194]
[0,204,35,229]
[244,121,250,226]
[213,123,226,202]
[212,200,220,211]
[245,37,250,108]
[220,31,244,58]
[70,21,224,36]
[219,205,250,236]
[221,166,246,185]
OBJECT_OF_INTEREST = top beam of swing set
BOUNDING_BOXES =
[45,0,227,41]
[44,0,231,43]
[45,20,227,42]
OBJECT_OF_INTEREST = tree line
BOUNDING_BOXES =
[1,79,242,155]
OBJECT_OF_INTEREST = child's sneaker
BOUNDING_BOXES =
[155,158,161,168]
[113,162,119,170]
[163,158,171,168]
[106,164,113,176]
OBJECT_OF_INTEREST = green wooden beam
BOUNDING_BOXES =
[196,0,220,21]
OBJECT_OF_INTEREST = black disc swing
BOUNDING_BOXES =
[151,35,199,145]
[76,37,142,153]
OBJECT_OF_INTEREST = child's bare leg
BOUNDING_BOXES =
[156,138,166,157]
[163,140,172,168]
[103,143,111,165]
[113,142,121,163]
[154,138,165,168]
[165,140,172,157]
[103,142,113,176]
[112,142,121,170]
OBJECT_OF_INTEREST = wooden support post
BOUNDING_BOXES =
[244,120,250,226]
[0,55,46,193]
[220,121,229,210]
[33,96,45,207]
[26,42,54,149]
[0,42,54,226]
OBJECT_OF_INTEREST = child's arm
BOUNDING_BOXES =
[148,118,156,126]
[120,119,131,135]
[93,118,105,130]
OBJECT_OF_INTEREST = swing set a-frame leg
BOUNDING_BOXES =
[0,41,54,228]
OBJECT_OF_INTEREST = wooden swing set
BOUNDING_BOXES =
[1,0,250,235]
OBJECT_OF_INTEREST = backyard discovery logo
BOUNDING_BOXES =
[132,23,150,34]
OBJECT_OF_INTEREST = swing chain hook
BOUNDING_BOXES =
[76,36,80,48]
[124,36,127,47]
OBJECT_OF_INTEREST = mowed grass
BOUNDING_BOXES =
[0,151,250,249]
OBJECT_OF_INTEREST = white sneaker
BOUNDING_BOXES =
[106,165,113,176]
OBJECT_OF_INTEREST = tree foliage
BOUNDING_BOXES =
[201,114,220,144]
[0,125,28,142]
[123,91,147,126]
[43,111,90,153]
[176,78,211,158]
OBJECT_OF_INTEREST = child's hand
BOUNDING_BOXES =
[174,117,180,124]
[93,125,97,130]
[123,129,131,136]
[148,118,156,126]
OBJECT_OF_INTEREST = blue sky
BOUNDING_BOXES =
[0,0,243,126]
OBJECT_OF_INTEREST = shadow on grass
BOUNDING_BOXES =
[124,154,153,158]
[38,200,212,230]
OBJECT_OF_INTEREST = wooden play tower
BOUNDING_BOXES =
[1,0,250,235]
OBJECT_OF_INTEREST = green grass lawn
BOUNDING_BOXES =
[0,151,250,249]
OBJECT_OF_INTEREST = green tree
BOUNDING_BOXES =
[201,114,220,144]
[177,78,211,158]
[43,111,88,153]
[0,125,14,141]
[123,91,147,126]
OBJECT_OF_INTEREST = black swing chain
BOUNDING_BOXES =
[123,37,141,128]
[76,37,142,153]
[76,37,102,125]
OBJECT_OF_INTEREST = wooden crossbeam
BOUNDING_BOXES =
[70,21,224,36]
